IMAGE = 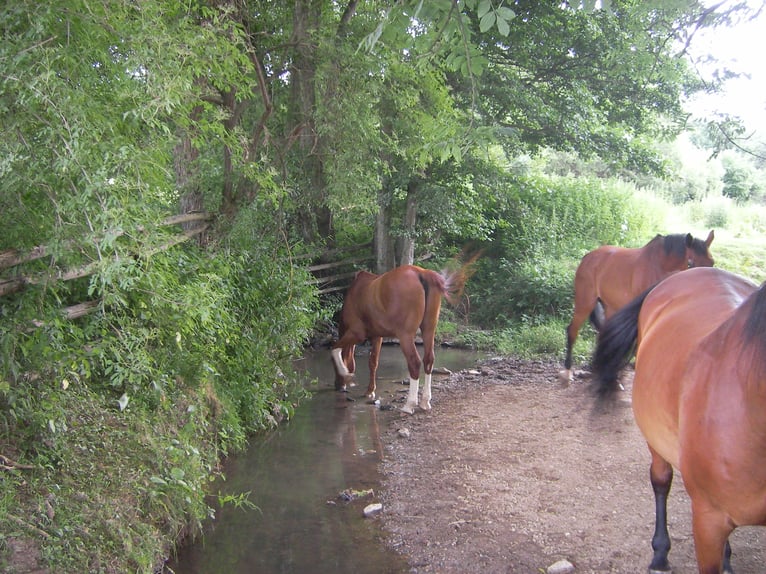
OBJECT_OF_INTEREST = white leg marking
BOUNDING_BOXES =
[420,373,432,411]
[558,368,573,384]
[331,348,349,375]
[402,377,419,414]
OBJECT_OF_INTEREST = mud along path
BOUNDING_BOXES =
[378,358,766,574]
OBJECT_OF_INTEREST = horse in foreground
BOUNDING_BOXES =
[560,230,715,382]
[591,267,765,573]
[331,260,475,414]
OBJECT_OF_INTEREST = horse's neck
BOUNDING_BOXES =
[642,238,684,273]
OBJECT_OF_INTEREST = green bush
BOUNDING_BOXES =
[469,173,655,329]
[0,234,322,572]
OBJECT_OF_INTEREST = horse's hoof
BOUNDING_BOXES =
[365,391,376,400]
[558,369,573,384]
[648,560,671,574]
[337,373,355,385]
[419,401,432,411]
[401,403,416,414]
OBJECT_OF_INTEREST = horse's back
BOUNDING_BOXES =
[638,268,754,341]
[575,244,645,312]
[341,265,435,339]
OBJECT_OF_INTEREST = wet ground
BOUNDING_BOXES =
[169,351,766,574]
[167,345,482,574]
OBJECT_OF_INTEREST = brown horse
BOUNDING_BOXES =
[591,267,766,573]
[560,230,715,382]
[331,261,474,414]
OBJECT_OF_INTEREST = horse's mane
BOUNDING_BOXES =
[742,284,766,381]
[659,234,688,258]
[661,233,709,259]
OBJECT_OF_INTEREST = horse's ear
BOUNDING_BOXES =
[685,233,693,247]
[706,230,715,246]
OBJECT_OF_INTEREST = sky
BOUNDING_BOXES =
[684,1,766,133]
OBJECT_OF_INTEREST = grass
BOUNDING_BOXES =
[708,230,766,284]
[0,381,221,573]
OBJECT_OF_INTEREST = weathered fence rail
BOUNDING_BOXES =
[2,219,373,324]
[305,242,373,294]
[0,212,212,319]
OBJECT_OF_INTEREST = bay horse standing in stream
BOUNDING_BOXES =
[560,230,715,382]
[331,259,476,414]
[591,267,766,573]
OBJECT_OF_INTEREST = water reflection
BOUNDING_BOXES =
[168,345,481,574]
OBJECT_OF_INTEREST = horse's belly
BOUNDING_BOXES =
[632,375,681,469]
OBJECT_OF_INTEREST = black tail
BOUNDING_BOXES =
[589,299,605,331]
[590,288,652,399]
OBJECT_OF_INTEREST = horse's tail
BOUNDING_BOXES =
[589,300,605,331]
[439,250,482,305]
[590,287,652,399]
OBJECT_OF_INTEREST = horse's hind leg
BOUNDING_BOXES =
[559,279,598,383]
[342,344,356,376]
[399,335,422,414]
[365,337,382,399]
[332,337,359,391]
[418,289,442,411]
[648,449,673,573]
[560,308,594,382]
[690,498,735,574]
[419,332,436,411]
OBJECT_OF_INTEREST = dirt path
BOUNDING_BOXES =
[378,358,766,574]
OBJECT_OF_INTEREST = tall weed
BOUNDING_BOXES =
[470,174,656,328]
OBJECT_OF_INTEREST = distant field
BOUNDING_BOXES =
[711,230,766,284]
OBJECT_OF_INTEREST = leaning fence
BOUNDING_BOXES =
[1,216,375,324]
[0,212,212,322]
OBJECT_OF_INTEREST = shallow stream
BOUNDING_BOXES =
[167,345,482,574]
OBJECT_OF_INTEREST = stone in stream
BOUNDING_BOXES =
[546,559,575,574]
[363,503,383,517]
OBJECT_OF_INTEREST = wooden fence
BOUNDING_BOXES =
[304,242,374,294]
[1,216,375,324]
[0,212,212,321]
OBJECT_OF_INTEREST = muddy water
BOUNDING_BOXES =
[168,345,482,574]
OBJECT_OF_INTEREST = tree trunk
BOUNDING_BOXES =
[374,183,395,273]
[398,179,418,266]
[174,117,207,246]
[289,0,334,248]
[220,88,247,218]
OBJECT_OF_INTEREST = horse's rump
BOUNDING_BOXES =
[590,267,766,572]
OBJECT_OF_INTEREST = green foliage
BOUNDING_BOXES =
[720,153,764,202]
[2,0,763,571]
[0,239,320,571]
[710,231,766,284]
[504,317,594,360]
[468,173,654,328]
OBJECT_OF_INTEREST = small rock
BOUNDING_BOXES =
[338,488,374,502]
[397,428,411,439]
[547,559,575,574]
[363,502,383,517]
